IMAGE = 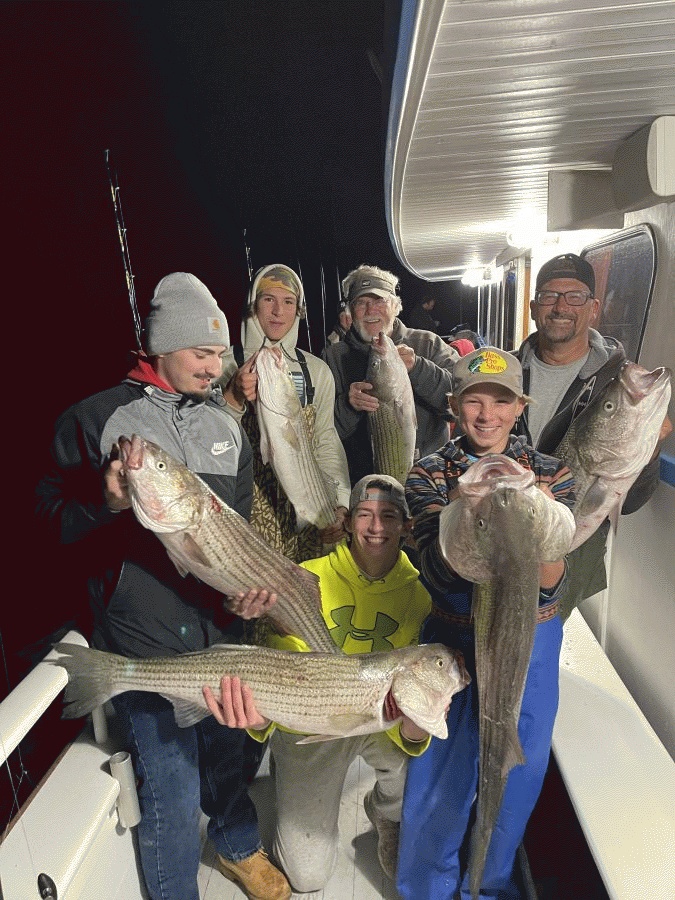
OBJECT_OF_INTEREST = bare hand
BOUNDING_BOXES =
[349,381,379,412]
[104,450,131,512]
[384,689,428,741]
[224,588,278,619]
[319,506,348,545]
[397,343,416,372]
[226,352,259,406]
[650,414,673,462]
[203,675,270,730]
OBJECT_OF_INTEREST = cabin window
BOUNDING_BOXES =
[581,224,657,363]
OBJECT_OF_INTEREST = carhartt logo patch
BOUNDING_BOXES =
[207,317,223,335]
[211,441,234,455]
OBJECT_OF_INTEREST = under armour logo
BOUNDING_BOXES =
[211,441,234,455]
[329,606,398,652]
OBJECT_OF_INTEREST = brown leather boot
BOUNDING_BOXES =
[215,849,291,900]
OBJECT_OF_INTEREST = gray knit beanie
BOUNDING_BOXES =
[145,273,230,354]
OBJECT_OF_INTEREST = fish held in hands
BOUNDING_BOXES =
[366,331,417,486]
[437,454,575,900]
[118,433,337,654]
[50,641,470,742]
[555,360,671,551]
[255,346,338,530]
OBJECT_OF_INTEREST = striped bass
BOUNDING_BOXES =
[50,641,471,742]
[438,455,575,900]
[255,346,337,529]
[118,434,337,654]
[366,332,417,485]
[555,360,671,552]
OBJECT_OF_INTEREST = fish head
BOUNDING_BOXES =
[118,434,205,534]
[254,346,299,413]
[439,455,574,579]
[457,455,536,507]
[391,644,471,739]
[571,362,671,480]
[366,332,408,403]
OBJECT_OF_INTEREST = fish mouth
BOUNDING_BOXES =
[118,434,144,470]
[620,362,672,403]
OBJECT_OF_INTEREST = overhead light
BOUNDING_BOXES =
[461,267,485,287]
[505,210,547,250]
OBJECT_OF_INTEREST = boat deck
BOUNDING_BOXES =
[199,749,397,900]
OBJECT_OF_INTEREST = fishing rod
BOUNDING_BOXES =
[104,149,144,351]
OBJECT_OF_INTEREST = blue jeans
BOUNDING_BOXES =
[112,691,262,900]
[397,615,563,899]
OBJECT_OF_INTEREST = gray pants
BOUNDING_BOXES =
[269,728,409,894]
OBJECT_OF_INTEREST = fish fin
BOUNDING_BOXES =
[166,549,191,578]
[163,696,211,728]
[501,726,526,777]
[176,533,213,569]
[296,712,378,743]
[295,733,344,744]
[575,477,610,518]
[608,498,623,534]
[280,419,302,451]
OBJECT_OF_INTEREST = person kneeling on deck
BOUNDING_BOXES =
[204,475,434,893]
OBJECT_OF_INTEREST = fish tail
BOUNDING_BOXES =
[51,642,120,719]
[468,819,491,900]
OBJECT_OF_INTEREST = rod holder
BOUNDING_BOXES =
[109,750,141,828]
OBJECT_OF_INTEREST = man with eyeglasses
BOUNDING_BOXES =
[322,264,459,487]
[515,252,671,619]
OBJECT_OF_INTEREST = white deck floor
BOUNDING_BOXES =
[198,748,400,900]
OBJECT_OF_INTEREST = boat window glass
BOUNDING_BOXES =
[581,224,657,363]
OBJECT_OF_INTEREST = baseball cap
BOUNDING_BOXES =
[535,253,595,295]
[349,474,410,519]
[342,265,400,304]
[451,347,525,398]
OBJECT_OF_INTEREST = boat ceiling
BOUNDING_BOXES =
[385,0,675,280]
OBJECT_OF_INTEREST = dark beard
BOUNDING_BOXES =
[181,388,211,403]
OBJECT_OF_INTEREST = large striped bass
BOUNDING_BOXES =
[438,455,575,900]
[50,641,471,742]
[118,434,337,654]
[255,346,337,529]
[555,360,671,552]
[366,331,417,485]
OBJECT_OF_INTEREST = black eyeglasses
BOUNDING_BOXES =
[534,290,592,307]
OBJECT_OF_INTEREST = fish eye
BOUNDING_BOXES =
[436,657,444,668]
[157,461,167,471]
[477,517,487,529]
[603,400,615,412]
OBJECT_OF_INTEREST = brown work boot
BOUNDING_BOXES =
[215,848,291,900]
[363,788,400,881]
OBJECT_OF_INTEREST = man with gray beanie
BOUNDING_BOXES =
[36,272,291,900]
[322,264,460,487]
